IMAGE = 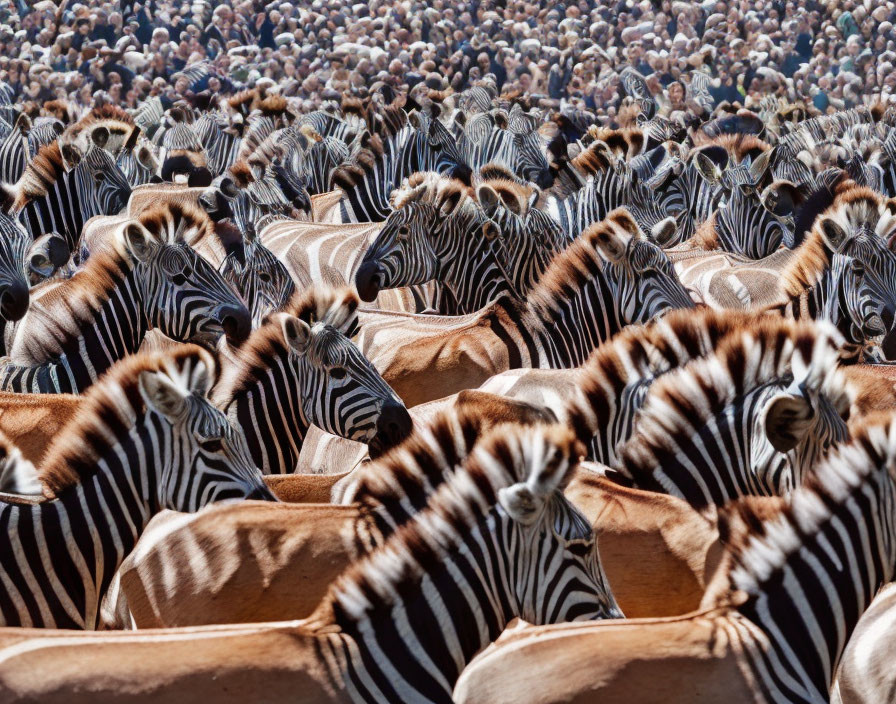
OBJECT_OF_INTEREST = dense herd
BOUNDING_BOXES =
[0,78,896,703]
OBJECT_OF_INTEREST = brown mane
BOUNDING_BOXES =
[39,346,214,496]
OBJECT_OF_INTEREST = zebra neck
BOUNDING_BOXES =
[225,357,308,474]
[43,422,163,629]
[332,514,514,703]
[527,269,623,369]
[734,474,895,702]
[55,266,147,388]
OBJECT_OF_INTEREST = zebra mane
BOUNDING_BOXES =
[390,171,473,211]
[618,319,849,505]
[318,422,581,628]
[331,137,385,192]
[523,208,638,329]
[781,184,890,295]
[571,140,616,175]
[722,411,896,598]
[692,133,770,163]
[4,140,66,211]
[38,346,215,497]
[136,201,215,247]
[586,126,645,159]
[257,96,291,120]
[213,285,359,404]
[568,308,763,444]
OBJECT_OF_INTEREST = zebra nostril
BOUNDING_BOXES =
[0,280,29,321]
[374,400,413,452]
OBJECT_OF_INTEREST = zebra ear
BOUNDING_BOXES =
[281,315,312,355]
[763,393,814,453]
[819,217,849,252]
[694,151,721,186]
[139,370,189,422]
[136,146,157,170]
[477,184,501,215]
[123,222,159,262]
[60,143,82,171]
[91,126,110,149]
[594,229,629,264]
[650,217,677,247]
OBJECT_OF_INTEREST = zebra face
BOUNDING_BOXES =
[826,255,893,353]
[280,315,412,457]
[139,356,275,508]
[220,240,295,328]
[598,229,694,323]
[76,147,132,219]
[123,223,252,348]
[493,428,622,622]
[355,204,440,302]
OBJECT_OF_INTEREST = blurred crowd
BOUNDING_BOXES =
[0,0,894,120]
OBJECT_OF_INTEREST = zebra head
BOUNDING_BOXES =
[355,174,486,303]
[219,231,295,328]
[139,347,275,507]
[271,289,411,457]
[122,204,252,348]
[72,145,132,221]
[815,187,896,355]
[592,209,694,323]
[481,424,622,621]
[823,254,895,358]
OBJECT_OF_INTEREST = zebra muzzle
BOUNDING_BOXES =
[355,260,385,303]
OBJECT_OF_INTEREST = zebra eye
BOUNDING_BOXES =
[330,367,347,380]
[564,539,593,558]
[397,226,410,239]
[93,172,104,183]
[258,271,272,282]
[171,273,187,286]
[199,438,223,453]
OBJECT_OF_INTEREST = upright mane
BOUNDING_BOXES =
[38,346,215,497]
[568,308,764,444]
[618,319,848,505]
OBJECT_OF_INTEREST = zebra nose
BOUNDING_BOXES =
[355,260,384,302]
[219,303,251,345]
[371,399,413,457]
[0,280,29,321]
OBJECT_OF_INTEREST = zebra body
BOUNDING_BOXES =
[0,347,274,629]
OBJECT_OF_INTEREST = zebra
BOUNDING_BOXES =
[0,113,31,185]
[356,172,567,314]
[311,422,622,703]
[0,203,251,393]
[0,420,621,701]
[355,208,695,407]
[355,173,515,314]
[193,111,242,177]
[620,319,850,508]
[0,346,275,629]
[4,141,132,254]
[0,212,33,323]
[332,107,470,223]
[458,109,554,188]
[213,285,412,474]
